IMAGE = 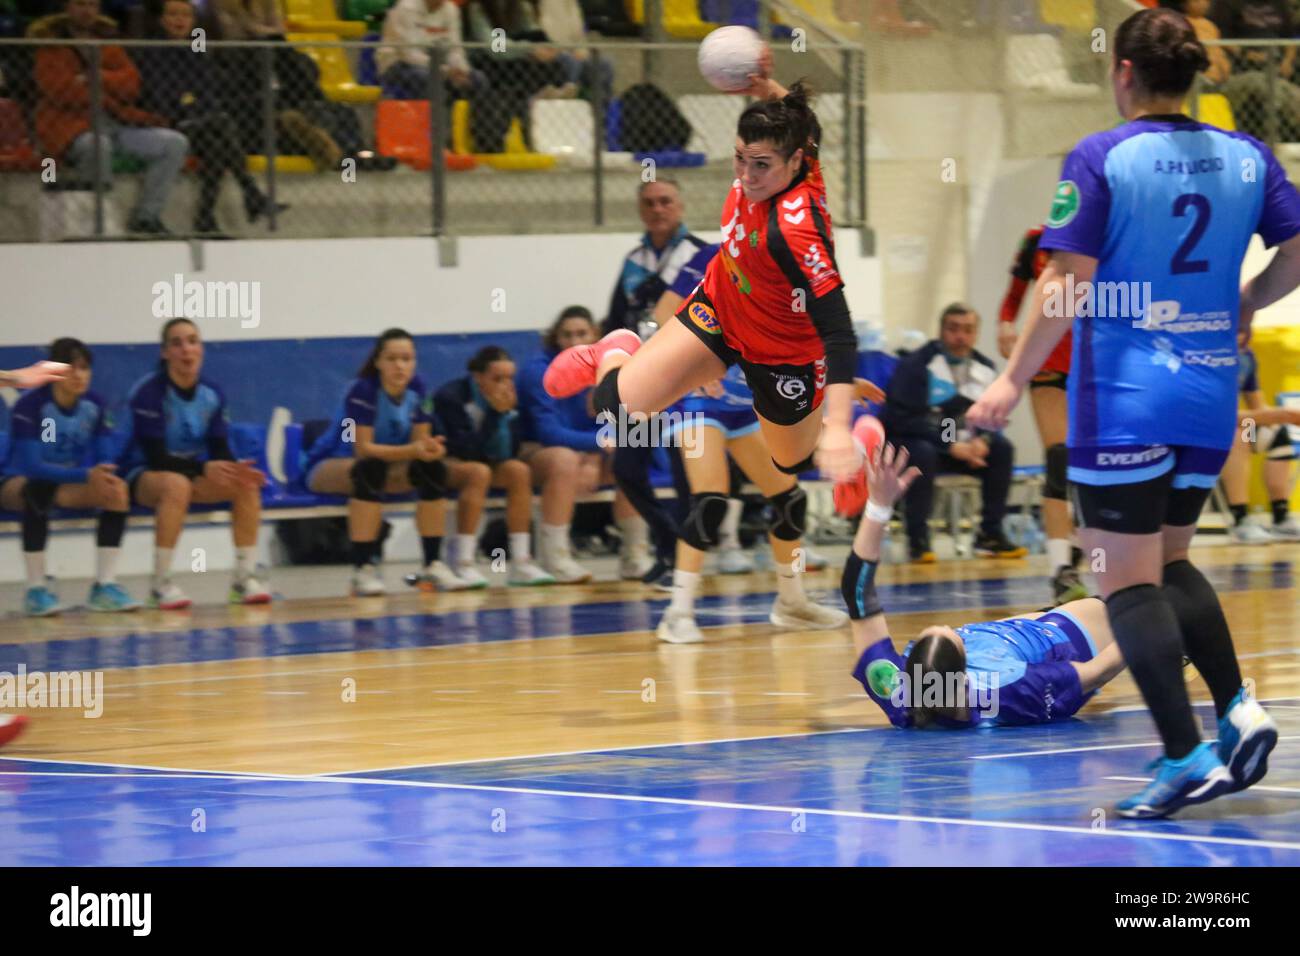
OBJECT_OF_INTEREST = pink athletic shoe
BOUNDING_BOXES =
[543,329,642,399]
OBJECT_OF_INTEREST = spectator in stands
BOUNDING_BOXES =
[463,0,571,149]
[432,346,558,586]
[29,0,189,234]
[0,338,139,616]
[377,0,487,102]
[537,0,613,104]
[1208,0,1300,139]
[213,0,359,170]
[878,303,1026,563]
[303,328,475,597]
[517,306,654,584]
[601,179,711,586]
[123,318,272,608]
[138,0,287,235]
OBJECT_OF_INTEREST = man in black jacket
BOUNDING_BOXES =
[879,304,1026,563]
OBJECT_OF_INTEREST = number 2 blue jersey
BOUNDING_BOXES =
[1041,115,1300,450]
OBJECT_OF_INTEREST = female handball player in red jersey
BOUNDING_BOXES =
[544,52,881,500]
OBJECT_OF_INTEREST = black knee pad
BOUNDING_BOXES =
[680,492,729,551]
[773,453,816,476]
[350,457,388,502]
[1044,443,1069,501]
[408,458,448,501]
[21,479,57,516]
[593,366,622,421]
[766,484,807,541]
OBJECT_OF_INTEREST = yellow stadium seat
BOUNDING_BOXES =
[287,33,381,103]
[245,154,318,174]
[663,0,717,39]
[283,0,367,38]
[1039,0,1093,33]
[1189,92,1236,131]
[451,99,473,155]
[626,0,643,25]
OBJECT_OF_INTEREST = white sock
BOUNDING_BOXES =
[96,547,119,585]
[235,547,255,578]
[23,551,45,588]
[777,567,804,604]
[509,532,532,562]
[669,569,700,615]
[719,498,743,550]
[153,547,174,584]
[1047,538,1072,572]
[541,523,569,550]
[455,533,477,566]
[616,515,648,553]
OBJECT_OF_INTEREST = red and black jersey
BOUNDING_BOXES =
[1001,225,1072,375]
[699,157,844,367]
[1011,226,1049,283]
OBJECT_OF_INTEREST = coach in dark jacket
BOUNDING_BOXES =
[879,303,1024,562]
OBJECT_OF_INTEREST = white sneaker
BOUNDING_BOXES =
[717,547,755,574]
[544,551,593,584]
[656,608,704,644]
[1270,516,1300,540]
[351,564,387,597]
[769,597,849,630]
[1230,522,1273,544]
[508,560,556,586]
[230,574,272,605]
[451,563,490,589]
[619,551,654,580]
[149,581,192,610]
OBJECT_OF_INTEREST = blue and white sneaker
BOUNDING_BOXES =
[23,583,61,618]
[1116,742,1234,819]
[1217,686,1279,793]
[88,582,141,613]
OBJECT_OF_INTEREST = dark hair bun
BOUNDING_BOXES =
[1176,39,1210,72]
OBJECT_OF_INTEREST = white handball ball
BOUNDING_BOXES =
[697,25,764,93]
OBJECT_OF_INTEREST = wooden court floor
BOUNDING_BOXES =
[2,542,1296,778]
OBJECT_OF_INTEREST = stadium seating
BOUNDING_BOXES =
[245,154,318,174]
[375,99,478,170]
[678,93,744,161]
[284,0,367,37]
[287,33,382,103]
[530,99,634,168]
[1189,93,1235,132]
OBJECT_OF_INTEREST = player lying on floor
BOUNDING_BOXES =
[842,441,1126,728]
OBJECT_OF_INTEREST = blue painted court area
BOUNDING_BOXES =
[2,707,1297,866]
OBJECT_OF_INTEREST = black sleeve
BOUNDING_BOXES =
[140,436,204,478]
[207,435,235,462]
[602,279,629,335]
[807,286,858,386]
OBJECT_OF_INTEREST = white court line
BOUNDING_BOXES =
[6,766,1299,853]
[268,773,1300,854]
[974,736,1300,761]
[1105,775,1300,795]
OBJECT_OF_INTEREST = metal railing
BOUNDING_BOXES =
[0,34,865,243]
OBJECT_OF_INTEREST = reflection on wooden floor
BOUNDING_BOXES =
[2,543,1296,777]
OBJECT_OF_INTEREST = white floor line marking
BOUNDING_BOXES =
[0,755,298,777]
[600,690,642,695]
[174,691,225,697]
[974,736,1300,761]
[763,692,812,697]
[6,767,1297,852]
[1104,775,1300,795]
[268,774,1300,853]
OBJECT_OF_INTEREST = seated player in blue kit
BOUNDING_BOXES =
[843,441,1126,728]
